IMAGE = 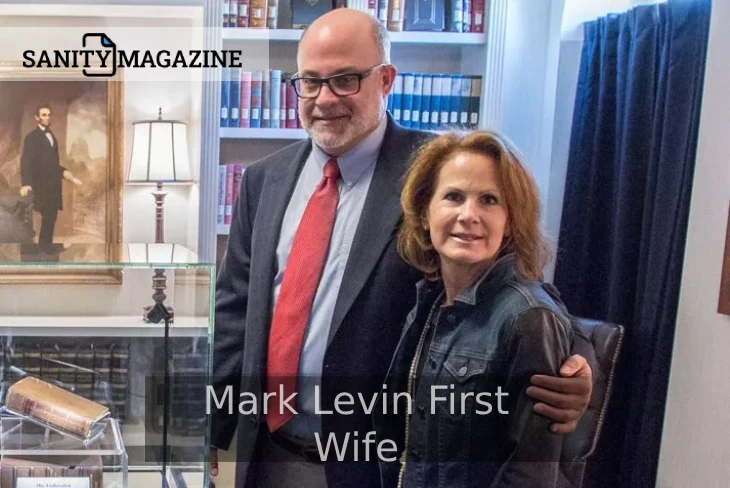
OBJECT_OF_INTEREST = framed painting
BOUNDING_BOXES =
[0,63,123,284]
[719,203,730,315]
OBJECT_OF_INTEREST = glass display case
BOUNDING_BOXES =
[0,243,214,488]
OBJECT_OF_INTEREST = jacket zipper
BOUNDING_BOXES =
[397,290,444,488]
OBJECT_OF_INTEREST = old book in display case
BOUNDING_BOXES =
[4,376,110,442]
[0,243,215,488]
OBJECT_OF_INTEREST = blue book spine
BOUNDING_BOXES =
[462,0,470,33]
[229,67,241,128]
[220,67,230,127]
[430,74,441,131]
[469,75,482,129]
[402,73,415,128]
[447,0,464,32]
[250,70,262,128]
[440,75,451,129]
[420,74,432,129]
[392,73,404,124]
[449,74,461,128]
[270,69,282,129]
[411,73,423,130]
[459,75,471,129]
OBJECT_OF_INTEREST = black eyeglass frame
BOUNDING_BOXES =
[289,63,389,99]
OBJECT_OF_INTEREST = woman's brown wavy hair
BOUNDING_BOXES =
[398,130,552,281]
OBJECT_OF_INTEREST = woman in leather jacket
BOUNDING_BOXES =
[374,131,573,488]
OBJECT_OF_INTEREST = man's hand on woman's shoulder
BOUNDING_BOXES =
[527,354,593,434]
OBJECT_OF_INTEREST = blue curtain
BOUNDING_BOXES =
[553,0,711,486]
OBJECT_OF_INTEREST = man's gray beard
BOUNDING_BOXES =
[305,98,387,151]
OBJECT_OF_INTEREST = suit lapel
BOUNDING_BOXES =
[327,120,416,346]
[249,140,312,363]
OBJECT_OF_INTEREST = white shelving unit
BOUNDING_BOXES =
[223,27,486,45]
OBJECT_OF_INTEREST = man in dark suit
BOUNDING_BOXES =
[20,104,81,252]
[211,8,594,488]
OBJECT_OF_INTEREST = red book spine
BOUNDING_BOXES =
[472,0,485,33]
[286,83,297,129]
[237,0,250,27]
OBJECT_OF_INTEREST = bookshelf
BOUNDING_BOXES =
[223,27,487,44]
[197,0,512,265]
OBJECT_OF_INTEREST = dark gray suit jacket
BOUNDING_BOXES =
[20,127,65,213]
[212,116,435,487]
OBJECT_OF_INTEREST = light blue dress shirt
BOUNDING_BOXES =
[272,116,388,442]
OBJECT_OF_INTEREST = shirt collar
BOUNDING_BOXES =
[310,115,387,186]
[38,125,47,132]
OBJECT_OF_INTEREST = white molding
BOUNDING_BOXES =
[0,316,208,337]
[481,0,508,131]
[223,28,486,45]
[220,127,308,139]
[197,0,222,262]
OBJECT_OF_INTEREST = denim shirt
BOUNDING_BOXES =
[374,253,573,488]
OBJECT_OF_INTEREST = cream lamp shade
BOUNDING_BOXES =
[127,108,192,184]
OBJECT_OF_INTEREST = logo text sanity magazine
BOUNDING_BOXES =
[22,33,243,77]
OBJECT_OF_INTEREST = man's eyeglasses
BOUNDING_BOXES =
[290,64,388,99]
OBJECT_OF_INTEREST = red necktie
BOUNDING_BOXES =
[266,158,340,432]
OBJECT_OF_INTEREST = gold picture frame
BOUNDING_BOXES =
[718,203,730,315]
[0,63,123,284]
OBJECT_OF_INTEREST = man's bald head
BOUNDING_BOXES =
[294,8,396,156]
[298,9,390,65]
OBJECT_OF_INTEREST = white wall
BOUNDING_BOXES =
[657,0,730,485]
[499,0,564,216]
[109,14,205,251]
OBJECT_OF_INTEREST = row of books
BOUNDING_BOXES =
[0,340,130,422]
[153,339,209,437]
[218,163,246,225]
[389,73,481,130]
[1,338,210,439]
[221,0,486,33]
[220,68,302,129]
[221,69,482,131]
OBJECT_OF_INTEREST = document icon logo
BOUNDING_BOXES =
[82,33,117,77]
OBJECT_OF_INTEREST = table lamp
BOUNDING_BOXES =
[126,109,192,323]
[126,107,192,243]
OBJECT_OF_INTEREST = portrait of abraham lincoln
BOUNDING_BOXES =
[0,75,122,256]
